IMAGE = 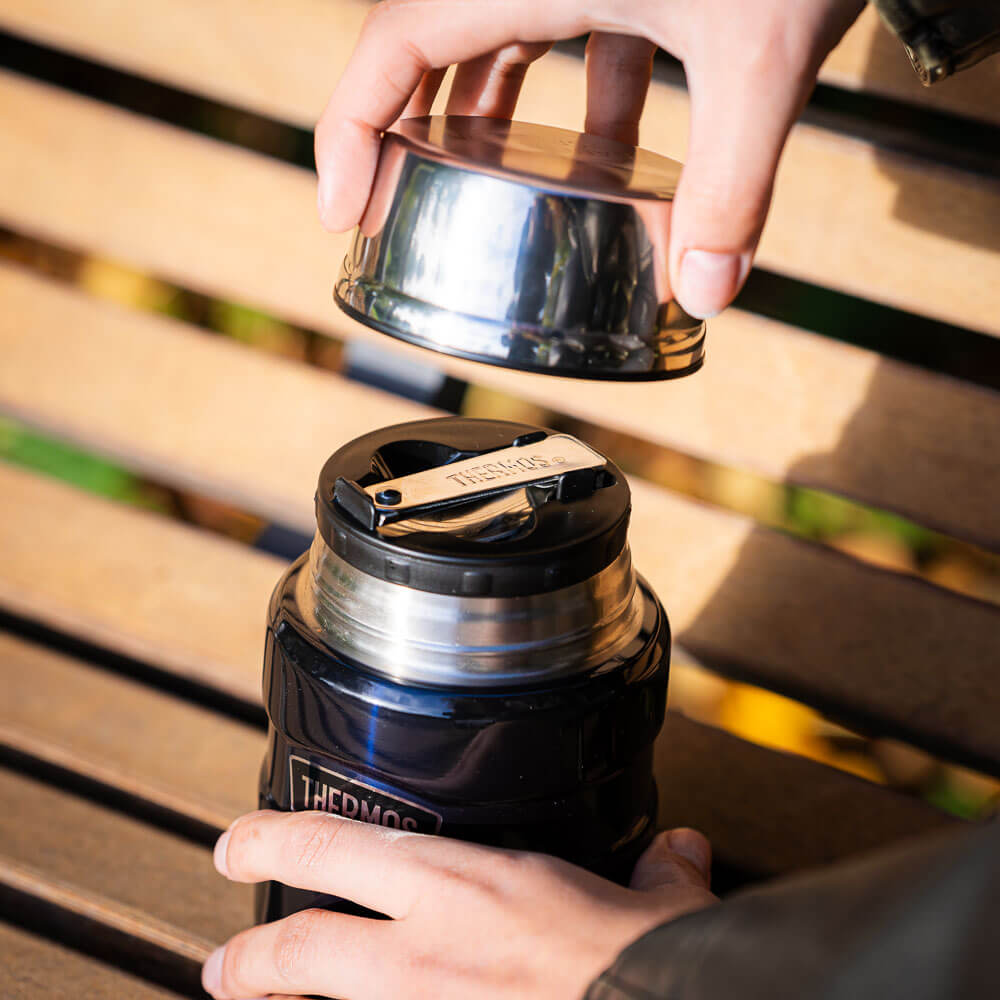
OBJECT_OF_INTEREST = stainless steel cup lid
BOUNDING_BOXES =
[335,116,705,381]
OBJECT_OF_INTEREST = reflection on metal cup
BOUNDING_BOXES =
[337,116,705,381]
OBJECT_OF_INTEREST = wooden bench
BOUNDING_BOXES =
[0,2,998,994]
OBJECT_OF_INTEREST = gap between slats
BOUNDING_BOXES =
[0,921,188,1000]
[0,766,244,994]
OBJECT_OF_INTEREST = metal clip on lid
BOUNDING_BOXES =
[335,432,609,531]
[315,418,632,598]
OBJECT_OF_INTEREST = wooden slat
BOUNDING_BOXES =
[0,631,952,879]
[0,923,185,1000]
[3,266,998,551]
[0,465,284,703]
[0,633,261,831]
[654,713,951,875]
[0,264,432,528]
[2,429,999,774]
[0,859,209,966]
[0,7,998,337]
[823,6,1000,127]
[1,103,999,550]
[0,272,997,764]
[5,1,994,131]
[0,769,252,948]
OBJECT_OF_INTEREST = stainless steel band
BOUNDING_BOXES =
[301,535,645,687]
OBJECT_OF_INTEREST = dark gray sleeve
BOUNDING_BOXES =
[585,819,1000,1000]
[872,0,1000,83]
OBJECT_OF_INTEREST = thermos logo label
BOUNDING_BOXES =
[445,453,563,488]
[288,755,442,835]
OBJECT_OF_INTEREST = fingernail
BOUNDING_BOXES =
[213,827,232,877]
[202,945,226,997]
[678,250,750,319]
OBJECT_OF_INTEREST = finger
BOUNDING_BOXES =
[445,42,551,117]
[670,7,840,318]
[214,810,481,918]
[202,908,393,1000]
[315,0,616,231]
[584,32,656,146]
[403,68,447,118]
[630,829,712,892]
[664,827,712,881]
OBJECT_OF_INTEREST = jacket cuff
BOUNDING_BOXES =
[582,821,997,1000]
[872,0,1000,84]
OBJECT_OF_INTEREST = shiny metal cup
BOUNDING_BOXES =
[335,116,705,381]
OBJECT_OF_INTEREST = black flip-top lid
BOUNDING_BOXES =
[316,417,631,597]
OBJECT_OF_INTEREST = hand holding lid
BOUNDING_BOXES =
[316,1,866,339]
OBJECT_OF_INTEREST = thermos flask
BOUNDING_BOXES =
[257,417,671,921]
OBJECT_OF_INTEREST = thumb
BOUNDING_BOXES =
[669,48,813,319]
[630,828,712,892]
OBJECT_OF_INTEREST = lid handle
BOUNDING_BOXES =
[335,433,608,530]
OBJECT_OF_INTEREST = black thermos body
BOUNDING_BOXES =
[257,417,670,922]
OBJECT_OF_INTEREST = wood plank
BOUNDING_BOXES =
[0,464,283,703]
[0,8,998,336]
[655,713,952,876]
[0,631,953,879]
[0,922,185,1000]
[2,0,997,133]
[0,859,210,966]
[823,6,1000,127]
[630,489,1000,777]
[0,769,252,948]
[2,148,999,549]
[0,264,431,528]
[0,633,262,831]
[2,448,999,773]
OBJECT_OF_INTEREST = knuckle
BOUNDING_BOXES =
[737,19,813,83]
[501,849,555,882]
[400,37,431,75]
[398,937,449,982]
[446,850,553,903]
[494,42,548,69]
[432,865,481,901]
[375,42,429,103]
[219,932,254,996]
[273,910,323,983]
[682,176,768,238]
[361,4,431,73]
[288,814,343,871]
[360,0,399,38]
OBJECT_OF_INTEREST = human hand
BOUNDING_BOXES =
[315,0,864,319]
[201,810,717,999]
